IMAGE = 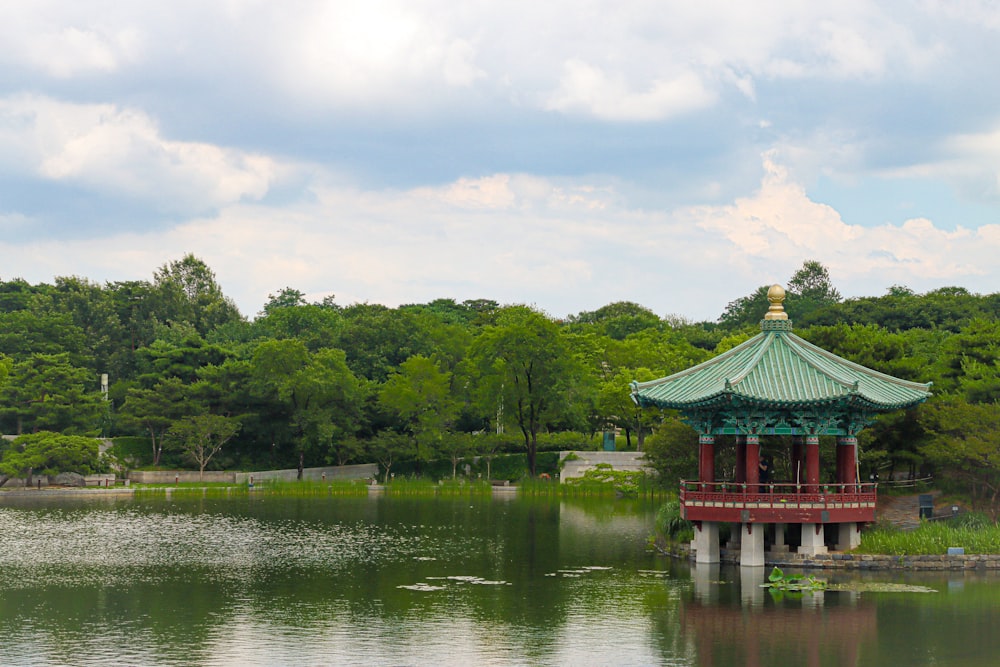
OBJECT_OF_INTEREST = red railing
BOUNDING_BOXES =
[679,480,877,524]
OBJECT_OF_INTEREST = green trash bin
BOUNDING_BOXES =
[602,431,615,451]
[919,494,933,519]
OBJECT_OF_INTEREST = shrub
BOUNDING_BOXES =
[0,432,104,477]
[656,499,692,541]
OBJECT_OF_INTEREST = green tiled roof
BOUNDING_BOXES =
[631,321,931,413]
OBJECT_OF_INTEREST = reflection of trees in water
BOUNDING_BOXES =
[0,574,235,666]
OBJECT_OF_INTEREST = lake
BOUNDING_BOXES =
[1,492,999,666]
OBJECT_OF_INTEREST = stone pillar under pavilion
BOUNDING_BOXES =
[632,284,932,567]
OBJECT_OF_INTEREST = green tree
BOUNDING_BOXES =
[260,287,307,315]
[380,355,458,469]
[718,260,842,328]
[152,254,243,335]
[105,279,159,379]
[119,377,194,466]
[329,435,365,467]
[566,301,663,340]
[799,323,927,380]
[367,429,415,482]
[251,340,366,477]
[596,367,660,450]
[0,353,103,435]
[252,304,343,351]
[439,432,472,479]
[135,334,232,385]
[642,416,698,484]
[168,414,241,479]
[0,309,90,365]
[338,304,434,382]
[919,398,1000,520]
[470,306,586,476]
[718,285,771,330]
[932,319,1000,395]
[47,276,124,376]
[788,259,841,303]
[0,432,101,483]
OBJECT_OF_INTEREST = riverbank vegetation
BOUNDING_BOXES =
[857,513,1000,555]
[2,257,1000,516]
[654,498,694,544]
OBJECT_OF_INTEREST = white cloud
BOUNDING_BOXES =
[694,155,863,255]
[685,152,1000,297]
[0,95,279,212]
[0,2,998,321]
[3,154,999,322]
[544,60,715,121]
[872,123,1000,202]
[923,0,1000,31]
[0,1,946,120]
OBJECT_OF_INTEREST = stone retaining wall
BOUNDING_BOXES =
[130,471,239,484]
[767,552,1000,571]
[234,464,377,483]
[129,463,377,485]
[664,541,1000,570]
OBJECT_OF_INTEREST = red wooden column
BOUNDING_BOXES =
[805,435,820,491]
[745,434,761,489]
[698,434,715,490]
[735,436,747,485]
[791,436,804,487]
[838,436,858,490]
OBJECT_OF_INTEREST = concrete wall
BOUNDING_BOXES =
[558,450,652,482]
[129,463,377,485]
[234,464,377,484]
[130,470,238,484]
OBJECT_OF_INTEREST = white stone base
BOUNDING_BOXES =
[772,523,788,552]
[836,522,861,551]
[798,523,828,556]
[693,521,720,564]
[740,523,765,567]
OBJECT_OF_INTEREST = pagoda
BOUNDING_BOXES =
[631,285,932,566]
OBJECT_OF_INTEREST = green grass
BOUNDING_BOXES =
[132,482,239,489]
[381,478,493,497]
[133,485,249,499]
[133,479,371,498]
[520,470,667,499]
[256,479,370,497]
[858,513,1000,555]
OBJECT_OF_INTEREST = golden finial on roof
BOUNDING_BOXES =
[763,284,788,320]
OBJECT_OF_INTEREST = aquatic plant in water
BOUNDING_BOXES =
[762,566,827,592]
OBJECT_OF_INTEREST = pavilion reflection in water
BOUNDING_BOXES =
[682,564,876,667]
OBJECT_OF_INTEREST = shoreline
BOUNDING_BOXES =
[658,540,1000,571]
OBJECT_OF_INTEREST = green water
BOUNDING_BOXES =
[0,493,999,666]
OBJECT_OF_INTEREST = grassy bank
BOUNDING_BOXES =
[858,513,1000,555]
[133,479,371,498]
[380,478,494,497]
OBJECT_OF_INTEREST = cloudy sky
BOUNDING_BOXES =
[2,1,1000,322]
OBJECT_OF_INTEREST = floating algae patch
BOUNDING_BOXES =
[399,575,511,591]
[546,565,615,578]
[762,567,936,595]
[827,582,938,594]
[397,583,447,591]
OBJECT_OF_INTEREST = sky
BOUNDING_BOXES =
[2,1,1000,323]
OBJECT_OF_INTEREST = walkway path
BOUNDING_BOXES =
[878,490,941,530]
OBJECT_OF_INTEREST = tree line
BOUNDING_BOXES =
[1,256,999,510]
